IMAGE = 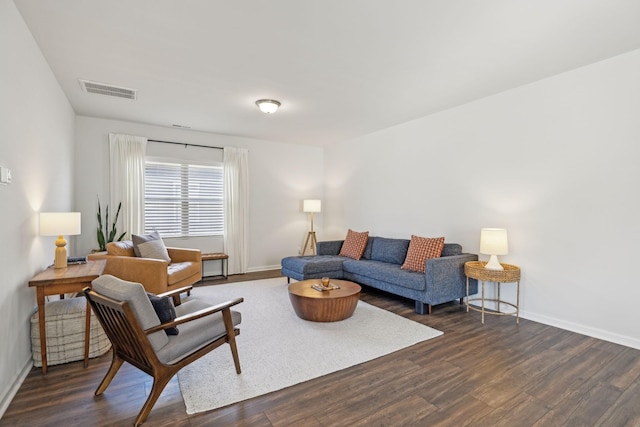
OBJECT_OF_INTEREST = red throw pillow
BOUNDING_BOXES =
[401,235,445,273]
[339,229,369,260]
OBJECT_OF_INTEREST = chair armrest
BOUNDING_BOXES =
[167,247,202,263]
[157,286,193,299]
[87,251,108,261]
[317,240,344,255]
[144,297,244,334]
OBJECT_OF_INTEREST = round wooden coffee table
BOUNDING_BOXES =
[288,279,361,322]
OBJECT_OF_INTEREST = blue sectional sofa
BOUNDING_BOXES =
[281,236,478,315]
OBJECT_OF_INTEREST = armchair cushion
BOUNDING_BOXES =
[167,262,199,286]
[132,231,171,262]
[91,274,169,351]
[157,299,242,365]
[147,293,179,335]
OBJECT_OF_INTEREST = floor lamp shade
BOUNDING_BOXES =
[480,228,508,271]
[39,212,81,269]
[303,199,321,213]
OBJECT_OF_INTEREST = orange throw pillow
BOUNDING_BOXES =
[339,229,370,260]
[401,235,445,273]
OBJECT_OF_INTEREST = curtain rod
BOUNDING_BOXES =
[148,139,223,150]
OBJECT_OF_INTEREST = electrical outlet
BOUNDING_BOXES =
[297,247,301,255]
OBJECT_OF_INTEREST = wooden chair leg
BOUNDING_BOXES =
[134,373,174,427]
[222,309,241,374]
[95,352,124,395]
[171,295,181,306]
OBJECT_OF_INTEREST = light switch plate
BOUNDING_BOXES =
[0,166,12,184]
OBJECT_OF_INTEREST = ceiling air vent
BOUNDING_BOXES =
[79,79,137,100]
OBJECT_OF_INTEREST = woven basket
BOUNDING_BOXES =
[464,261,520,282]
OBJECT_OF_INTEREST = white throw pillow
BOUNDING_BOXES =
[132,231,171,262]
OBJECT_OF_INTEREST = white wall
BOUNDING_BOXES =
[325,49,640,349]
[74,116,324,272]
[0,0,76,414]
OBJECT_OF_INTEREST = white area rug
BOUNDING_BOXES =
[177,278,443,414]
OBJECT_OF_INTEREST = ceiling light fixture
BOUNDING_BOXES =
[255,99,281,114]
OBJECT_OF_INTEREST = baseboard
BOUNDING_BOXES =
[466,300,640,350]
[246,265,281,273]
[0,359,33,419]
[519,310,640,350]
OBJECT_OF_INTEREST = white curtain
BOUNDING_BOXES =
[223,147,249,274]
[109,133,147,239]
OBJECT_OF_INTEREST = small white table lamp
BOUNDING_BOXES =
[40,212,81,269]
[302,200,321,255]
[480,228,508,271]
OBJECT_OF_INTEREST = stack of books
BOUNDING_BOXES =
[311,283,341,292]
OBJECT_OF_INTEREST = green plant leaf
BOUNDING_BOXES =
[96,197,127,250]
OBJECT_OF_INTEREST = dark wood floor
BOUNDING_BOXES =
[3,271,640,426]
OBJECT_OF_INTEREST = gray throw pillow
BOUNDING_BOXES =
[132,231,171,262]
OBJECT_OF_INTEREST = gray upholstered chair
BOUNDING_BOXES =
[84,274,243,426]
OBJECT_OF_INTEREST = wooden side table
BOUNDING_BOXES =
[464,261,521,324]
[201,252,229,279]
[28,259,106,374]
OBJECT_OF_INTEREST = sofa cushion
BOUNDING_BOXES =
[282,256,346,274]
[343,259,426,291]
[361,236,375,260]
[107,240,136,257]
[442,243,462,256]
[370,237,410,265]
[401,236,445,273]
[339,229,369,260]
[132,231,171,262]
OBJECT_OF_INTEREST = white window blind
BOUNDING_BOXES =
[144,161,223,237]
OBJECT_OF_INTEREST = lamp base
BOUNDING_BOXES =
[484,255,504,271]
[54,236,68,269]
[302,231,317,256]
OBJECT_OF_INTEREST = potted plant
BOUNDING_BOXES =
[96,197,126,251]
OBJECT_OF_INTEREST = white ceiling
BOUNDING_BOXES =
[14,0,640,146]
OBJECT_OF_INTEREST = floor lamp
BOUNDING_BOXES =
[302,200,321,255]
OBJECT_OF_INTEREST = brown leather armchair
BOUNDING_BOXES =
[88,241,202,294]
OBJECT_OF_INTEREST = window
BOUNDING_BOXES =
[144,160,223,237]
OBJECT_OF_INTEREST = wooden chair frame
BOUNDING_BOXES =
[83,285,243,426]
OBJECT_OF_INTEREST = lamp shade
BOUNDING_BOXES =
[480,228,508,255]
[303,199,321,213]
[39,212,82,236]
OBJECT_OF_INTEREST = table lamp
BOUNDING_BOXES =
[302,199,321,255]
[480,228,508,270]
[39,212,81,269]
